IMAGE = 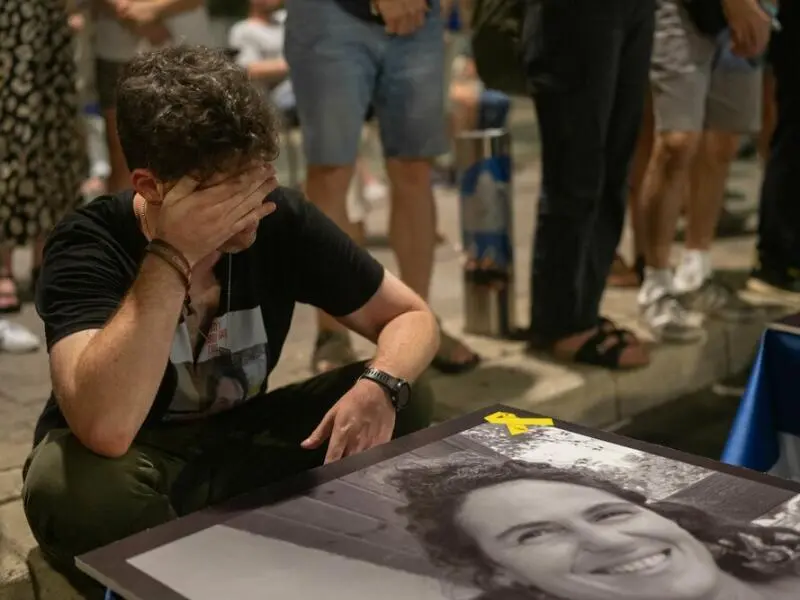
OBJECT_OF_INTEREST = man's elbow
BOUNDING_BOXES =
[66,409,136,458]
[79,425,134,459]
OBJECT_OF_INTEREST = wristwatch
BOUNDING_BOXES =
[359,367,411,411]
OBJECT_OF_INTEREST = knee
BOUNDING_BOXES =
[386,159,433,192]
[654,131,700,172]
[22,433,174,562]
[306,165,354,190]
[701,131,742,166]
[449,82,480,112]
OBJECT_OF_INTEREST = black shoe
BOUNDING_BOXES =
[747,264,800,304]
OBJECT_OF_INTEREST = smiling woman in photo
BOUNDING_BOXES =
[390,459,800,600]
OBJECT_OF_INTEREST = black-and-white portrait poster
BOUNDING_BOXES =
[78,405,800,600]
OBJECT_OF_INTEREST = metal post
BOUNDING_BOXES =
[455,128,516,338]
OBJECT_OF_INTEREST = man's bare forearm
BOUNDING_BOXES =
[71,254,186,455]
[247,58,289,82]
[370,309,440,383]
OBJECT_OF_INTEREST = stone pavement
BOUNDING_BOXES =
[0,104,786,597]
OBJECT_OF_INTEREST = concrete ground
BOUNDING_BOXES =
[0,99,787,598]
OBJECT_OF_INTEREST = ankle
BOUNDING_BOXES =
[674,249,711,293]
[638,267,672,305]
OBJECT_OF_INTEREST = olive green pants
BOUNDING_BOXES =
[22,362,433,597]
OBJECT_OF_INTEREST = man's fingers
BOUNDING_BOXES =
[212,172,277,226]
[163,176,200,205]
[302,410,335,450]
[229,201,276,235]
[324,430,348,464]
[226,178,278,226]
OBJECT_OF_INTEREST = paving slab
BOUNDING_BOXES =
[0,471,22,507]
[0,551,33,600]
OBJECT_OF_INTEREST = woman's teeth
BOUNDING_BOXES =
[599,550,669,575]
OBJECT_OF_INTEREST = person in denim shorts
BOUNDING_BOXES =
[285,0,480,375]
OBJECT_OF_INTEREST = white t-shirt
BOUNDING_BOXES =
[228,11,295,110]
[93,6,213,62]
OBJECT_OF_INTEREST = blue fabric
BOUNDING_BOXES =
[478,89,511,130]
[284,0,447,165]
[722,329,800,471]
[714,30,763,71]
[447,3,461,31]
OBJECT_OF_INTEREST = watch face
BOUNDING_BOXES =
[395,381,411,410]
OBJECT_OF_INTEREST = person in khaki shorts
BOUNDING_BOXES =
[637,0,764,343]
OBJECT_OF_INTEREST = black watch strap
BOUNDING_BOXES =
[359,367,411,411]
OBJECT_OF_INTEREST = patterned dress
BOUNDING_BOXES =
[0,0,86,247]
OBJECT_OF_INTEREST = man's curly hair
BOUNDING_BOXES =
[116,45,280,182]
[389,458,800,598]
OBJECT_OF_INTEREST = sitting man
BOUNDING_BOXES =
[22,45,439,594]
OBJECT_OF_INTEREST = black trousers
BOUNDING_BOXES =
[524,0,654,341]
[757,3,800,270]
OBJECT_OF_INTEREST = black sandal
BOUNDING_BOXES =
[431,326,481,375]
[0,270,22,315]
[568,318,647,370]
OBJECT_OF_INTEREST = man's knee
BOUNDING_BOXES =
[22,432,175,566]
[700,131,741,166]
[654,131,701,172]
[386,159,433,192]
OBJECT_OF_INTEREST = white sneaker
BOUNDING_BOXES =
[0,320,40,353]
[640,294,705,343]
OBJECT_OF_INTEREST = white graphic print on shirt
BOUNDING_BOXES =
[165,307,269,420]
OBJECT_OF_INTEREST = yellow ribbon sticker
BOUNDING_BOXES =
[484,411,554,436]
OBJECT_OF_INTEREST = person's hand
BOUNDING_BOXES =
[115,0,161,25]
[153,164,278,267]
[722,0,772,58]
[133,21,172,45]
[302,379,396,464]
[373,0,429,36]
[68,12,85,31]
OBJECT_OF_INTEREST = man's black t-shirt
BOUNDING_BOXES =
[33,187,384,444]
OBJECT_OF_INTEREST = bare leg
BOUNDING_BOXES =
[672,131,739,294]
[385,157,477,367]
[103,108,131,193]
[638,130,706,341]
[685,131,740,251]
[609,88,653,287]
[641,131,700,269]
[385,159,436,299]
[0,247,19,312]
[306,164,357,337]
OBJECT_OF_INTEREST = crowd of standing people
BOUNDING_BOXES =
[0,0,794,369]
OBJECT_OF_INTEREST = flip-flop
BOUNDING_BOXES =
[431,328,481,375]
